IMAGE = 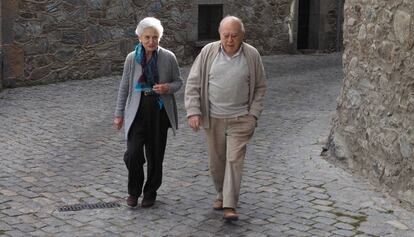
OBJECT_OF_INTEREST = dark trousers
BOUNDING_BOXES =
[124,94,170,200]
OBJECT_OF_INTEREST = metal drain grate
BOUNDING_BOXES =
[58,202,121,212]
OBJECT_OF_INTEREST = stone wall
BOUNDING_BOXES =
[328,0,414,205]
[0,0,299,87]
[2,0,138,87]
[0,0,343,88]
[226,0,294,54]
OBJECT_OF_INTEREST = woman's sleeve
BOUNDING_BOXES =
[114,55,132,117]
[167,53,183,94]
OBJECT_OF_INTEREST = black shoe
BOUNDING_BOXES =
[126,195,138,207]
[141,198,155,208]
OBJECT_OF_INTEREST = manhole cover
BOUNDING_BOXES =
[58,202,121,212]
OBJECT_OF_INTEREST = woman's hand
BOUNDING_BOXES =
[153,83,170,94]
[114,117,124,130]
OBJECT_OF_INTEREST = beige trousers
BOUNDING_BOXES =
[205,115,256,209]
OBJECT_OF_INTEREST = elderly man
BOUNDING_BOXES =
[185,16,266,221]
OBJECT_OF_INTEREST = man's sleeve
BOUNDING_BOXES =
[249,54,267,119]
[184,53,203,117]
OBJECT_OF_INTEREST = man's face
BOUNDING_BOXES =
[219,20,244,56]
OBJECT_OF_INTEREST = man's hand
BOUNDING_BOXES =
[188,115,201,132]
[114,117,124,130]
[153,83,170,94]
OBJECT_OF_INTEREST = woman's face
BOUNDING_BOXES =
[139,27,159,54]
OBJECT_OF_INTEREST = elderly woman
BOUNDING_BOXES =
[114,17,183,208]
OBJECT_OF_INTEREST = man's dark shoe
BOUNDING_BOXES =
[126,195,138,207]
[223,208,239,221]
[141,198,155,208]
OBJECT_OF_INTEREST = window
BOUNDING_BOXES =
[198,4,223,40]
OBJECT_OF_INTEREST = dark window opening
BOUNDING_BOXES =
[297,0,310,49]
[198,4,223,40]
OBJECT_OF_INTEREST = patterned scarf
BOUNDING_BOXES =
[135,43,159,90]
[134,43,163,109]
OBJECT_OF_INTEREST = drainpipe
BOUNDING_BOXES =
[289,0,298,53]
[2,0,19,88]
[0,53,3,90]
[0,0,2,90]
[336,0,343,52]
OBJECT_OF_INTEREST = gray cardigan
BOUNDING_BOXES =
[115,46,183,139]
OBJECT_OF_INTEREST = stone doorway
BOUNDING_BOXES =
[296,0,344,52]
[297,0,311,50]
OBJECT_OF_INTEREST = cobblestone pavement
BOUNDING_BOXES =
[1,53,414,237]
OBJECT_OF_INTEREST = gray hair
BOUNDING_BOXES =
[218,16,245,33]
[135,17,164,40]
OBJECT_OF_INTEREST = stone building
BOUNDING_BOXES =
[328,0,414,206]
[0,0,343,88]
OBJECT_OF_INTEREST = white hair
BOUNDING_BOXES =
[219,16,245,33]
[135,17,164,40]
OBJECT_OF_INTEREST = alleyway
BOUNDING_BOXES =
[1,53,414,236]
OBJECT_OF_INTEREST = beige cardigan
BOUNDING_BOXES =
[185,41,266,128]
